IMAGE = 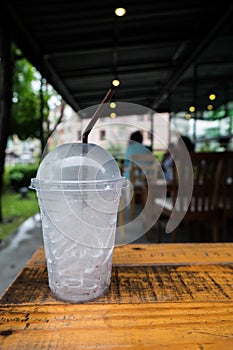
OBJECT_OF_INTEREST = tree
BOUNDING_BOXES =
[12,51,51,142]
[11,48,62,154]
[0,44,61,221]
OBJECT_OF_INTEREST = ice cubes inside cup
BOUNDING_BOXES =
[30,142,127,247]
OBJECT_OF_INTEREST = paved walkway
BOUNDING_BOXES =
[0,214,43,297]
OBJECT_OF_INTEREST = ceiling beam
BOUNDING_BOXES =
[45,43,179,58]
[1,2,81,112]
[151,2,233,110]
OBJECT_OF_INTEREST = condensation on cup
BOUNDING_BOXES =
[30,142,128,302]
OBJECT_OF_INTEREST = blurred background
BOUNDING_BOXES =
[0,1,233,252]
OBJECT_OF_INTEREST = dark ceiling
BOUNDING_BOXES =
[1,0,233,117]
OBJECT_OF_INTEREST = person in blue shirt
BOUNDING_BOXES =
[161,143,175,183]
[123,130,149,179]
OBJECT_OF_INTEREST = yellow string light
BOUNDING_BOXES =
[189,106,195,113]
[115,8,126,17]
[110,102,116,108]
[112,79,120,87]
[209,93,216,101]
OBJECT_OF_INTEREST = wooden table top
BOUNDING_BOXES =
[1,242,233,349]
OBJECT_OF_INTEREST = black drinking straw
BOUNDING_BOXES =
[82,88,114,144]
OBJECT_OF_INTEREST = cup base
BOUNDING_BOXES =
[50,285,110,303]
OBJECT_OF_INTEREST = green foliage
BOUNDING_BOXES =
[12,57,41,139]
[106,142,124,160]
[0,191,39,242]
[2,167,11,193]
[153,151,164,163]
[198,144,216,152]
[8,164,38,191]
[11,52,55,141]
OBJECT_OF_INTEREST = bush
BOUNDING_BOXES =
[8,164,38,191]
[3,167,11,193]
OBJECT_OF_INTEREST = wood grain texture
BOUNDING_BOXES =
[113,243,233,266]
[1,302,233,349]
[16,242,233,267]
[1,243,233,349]
[1,264,233,305]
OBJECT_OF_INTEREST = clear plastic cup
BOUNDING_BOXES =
[30,143,127,302]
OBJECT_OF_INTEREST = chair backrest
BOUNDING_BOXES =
[191,152,223,213]
[218,152,233,214]
[130,154,158,188]
[171,152,223,215]
[163,151,233,238]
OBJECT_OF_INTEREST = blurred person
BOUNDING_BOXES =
[162,136,195,183]
[123,130,149,179]
[179,135,195,152]
[161,143,175,183]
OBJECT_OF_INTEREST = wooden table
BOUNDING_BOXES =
[1,243,233,349]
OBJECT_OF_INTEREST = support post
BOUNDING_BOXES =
[0,29,13,222]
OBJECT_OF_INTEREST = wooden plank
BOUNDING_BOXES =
[1,243,233,305]
[1,243,233,349]
[1,302,233,349]
[113,243,233,265]
[24,243,233,268]
[1,263,233,305]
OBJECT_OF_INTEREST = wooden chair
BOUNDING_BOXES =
[129,153,158,220]
[155,152,223,242]
[218,152,233,241]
